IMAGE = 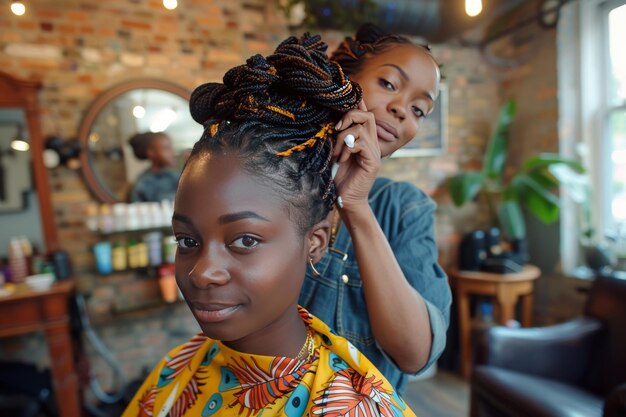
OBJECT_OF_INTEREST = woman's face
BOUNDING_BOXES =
[148,135,176,168]
[349,44,440,157]
[172,154,309,352]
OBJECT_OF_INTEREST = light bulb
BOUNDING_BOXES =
[11,1,26,16]
[132,105,146,119]
[163,0,177,10]
[465,0,482,17]
[11,139,29,152]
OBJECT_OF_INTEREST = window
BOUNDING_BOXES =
[605,2,626,227]
[558,0,626,275]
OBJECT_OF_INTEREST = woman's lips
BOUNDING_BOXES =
[191,304,241,322]
[376,122,398,142]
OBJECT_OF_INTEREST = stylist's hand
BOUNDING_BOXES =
[333,100,381,212]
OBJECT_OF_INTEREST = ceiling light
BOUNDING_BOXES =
[465,0,482,17]
[132,105,146,119]
[11,139,29,151]
[163,0,177,10]
[10,124,29,151]
[11,1,26,16]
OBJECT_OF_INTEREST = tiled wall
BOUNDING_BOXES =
[0,0,583,394]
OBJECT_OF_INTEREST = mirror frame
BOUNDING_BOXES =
[77,79,191,204]
[0,71,59,252]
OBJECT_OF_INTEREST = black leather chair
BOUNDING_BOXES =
[470,272,626,417]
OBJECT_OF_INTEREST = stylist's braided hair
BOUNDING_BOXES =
[188,33,362,233]
[331,22,434,76]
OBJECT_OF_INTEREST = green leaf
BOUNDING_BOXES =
[516,174,561,223]
[447,171,486,207]
[498,200,526,240]
[527,168,560,190]
[483,98,516,180]
[522,153,585,173]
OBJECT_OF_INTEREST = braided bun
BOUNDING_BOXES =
[186,33,362,232]
[190,33,361,128]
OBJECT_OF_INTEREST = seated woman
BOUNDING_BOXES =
[127,131,179,202]
[121,33,416,417]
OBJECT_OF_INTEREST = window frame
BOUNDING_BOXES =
[558,0,626,275]
[601,0,626,230]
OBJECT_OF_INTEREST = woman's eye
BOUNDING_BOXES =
[379,78,395,91]
[176,237,198,249]
[230,235,260,250]
[412,106,425,118]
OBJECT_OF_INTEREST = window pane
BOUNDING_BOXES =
[611,110,626,223]
[608,3,626,105]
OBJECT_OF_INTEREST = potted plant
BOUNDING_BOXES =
[447,98,585,244]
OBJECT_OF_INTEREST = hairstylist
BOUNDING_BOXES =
[299,23,452,394]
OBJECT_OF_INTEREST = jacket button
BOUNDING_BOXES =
[341,274,349,284]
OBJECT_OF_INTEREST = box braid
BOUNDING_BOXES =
[330,22,434,77]
[187,33,362,234]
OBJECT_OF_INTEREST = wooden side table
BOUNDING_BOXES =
[448,265,541,379]
[0,280,81,417]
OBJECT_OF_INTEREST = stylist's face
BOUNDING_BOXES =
[349,44,440,157]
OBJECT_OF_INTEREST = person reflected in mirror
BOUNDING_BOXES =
[298,23,452,394]
[121,33,416,417]
[127,131,179,202]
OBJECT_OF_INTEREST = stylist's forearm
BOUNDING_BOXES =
[342,204,432,372]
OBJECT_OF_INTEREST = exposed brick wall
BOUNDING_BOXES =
[0,0,292,392]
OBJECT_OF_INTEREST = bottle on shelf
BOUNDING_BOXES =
[144,232,163,267]
[112,203,128,232]
[111,242,127,271]
[8,237,29,283]
[85,202,99,232]
[158,263,178,303]
[19,236,34,276]
[99,204,114,234]
[163,235,177,264]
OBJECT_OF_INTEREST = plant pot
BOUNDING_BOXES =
[583,243,614,271]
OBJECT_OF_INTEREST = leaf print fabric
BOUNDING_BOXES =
[122,307,417,417]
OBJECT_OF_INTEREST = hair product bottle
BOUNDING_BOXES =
[8,237,28,283]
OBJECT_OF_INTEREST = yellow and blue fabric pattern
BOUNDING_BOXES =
[122,307,416,417]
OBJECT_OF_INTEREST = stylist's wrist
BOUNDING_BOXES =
[339,201,375,228]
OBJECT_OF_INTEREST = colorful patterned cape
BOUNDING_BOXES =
[122,307,416,417]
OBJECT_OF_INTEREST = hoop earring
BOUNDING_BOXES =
[308,257,321,276]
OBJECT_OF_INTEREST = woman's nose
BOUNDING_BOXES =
[188,250,230,288]
[389,100,407,120]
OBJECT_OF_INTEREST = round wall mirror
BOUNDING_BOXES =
[78,79,203,203]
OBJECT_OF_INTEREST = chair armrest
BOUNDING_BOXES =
[475,317,603,384]
[604,383,626,417]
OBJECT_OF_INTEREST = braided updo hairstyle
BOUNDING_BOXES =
[330,22,434,77]
[187,33,362,234]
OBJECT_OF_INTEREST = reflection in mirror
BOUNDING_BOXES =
[0,108,43,257]
[80,81,203,203]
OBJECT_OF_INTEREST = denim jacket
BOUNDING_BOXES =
[299,177,452,393]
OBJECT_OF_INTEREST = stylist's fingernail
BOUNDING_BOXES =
[335,120,342,130]
[337,196,344,209]
[344,134,355,149]
[331,163,340,179]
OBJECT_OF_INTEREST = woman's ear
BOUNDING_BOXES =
[308,218,330,263]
